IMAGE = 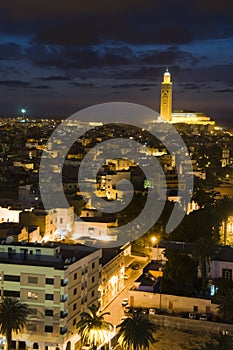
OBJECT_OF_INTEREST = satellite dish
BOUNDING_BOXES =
[6,236,14,244]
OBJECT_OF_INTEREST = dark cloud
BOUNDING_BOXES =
[215,89,233,93]
[31,85,51,89]
[69,82,96,89]
[177,83,201,90]
[141,47,199,66]
[111,83,156,89]
[40,76,71,81]
[0,80,30,87]
[0,43,22,60]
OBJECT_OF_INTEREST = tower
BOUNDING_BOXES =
[160,68,172,122]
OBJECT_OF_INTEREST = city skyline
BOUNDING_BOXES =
[0,1,232,127]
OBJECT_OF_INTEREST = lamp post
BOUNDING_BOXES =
[151,236,158,261]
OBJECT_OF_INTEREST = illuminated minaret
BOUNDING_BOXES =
[160,68,172,122]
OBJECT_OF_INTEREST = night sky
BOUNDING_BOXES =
[0,0,233,127]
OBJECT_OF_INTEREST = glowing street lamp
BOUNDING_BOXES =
[151,236,159,261]
[151,236,157,245]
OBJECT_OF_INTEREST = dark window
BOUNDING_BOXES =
[92,262,95,269]
[33,343,39,349]
[45,294,54,300]
[4,290,20,297]
[92,276,95,283]
[222,268,232,279]
[46,278,54,285]
[29,308,37,315]
[44,325,53,333]
[74,272,77,280]
[28,277,38,284]
[91,290,95,297]
[73,288,77,295]
[4,275,20,282]
[73,318,76,326]
[73,303,76,311]
[193,306,198,312]
[45,309,53,316]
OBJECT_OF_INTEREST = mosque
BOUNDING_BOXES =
[158,68,215,126]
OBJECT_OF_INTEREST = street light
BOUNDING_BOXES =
[151,236,159,261]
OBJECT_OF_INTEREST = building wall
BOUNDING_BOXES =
[0,207,23,223]
[129,290,218,314]
[99,251,124,309]
[0,244,102,350]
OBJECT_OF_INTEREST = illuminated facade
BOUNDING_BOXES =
[158,69,215,126]
[0,242,101,350]
[160,68,172,122]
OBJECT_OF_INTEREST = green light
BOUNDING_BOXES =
[21,108,26,114]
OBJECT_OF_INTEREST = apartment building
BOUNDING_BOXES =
[0,241,102,350]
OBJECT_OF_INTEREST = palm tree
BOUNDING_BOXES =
[0,297,29,350]
[117,312,156,350]
[76,303,113,350]
[192,236,215,293]
[218,287,233,322]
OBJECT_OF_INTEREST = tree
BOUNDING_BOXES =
[117,312,156,350]
[76,303,113,350]
[218,287,233,323]
[163,248,198,294]
[0,297,29,350]
[202,332,233,349]
[192,236,216,293]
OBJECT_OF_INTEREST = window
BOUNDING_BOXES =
[28,324,37,332]
[4,275,20,282]
[45,309,53,316]
[60,218,63,224]
[92,276,95,283]
[73,288,77,295]
[28,308,37,315]
[4,290,20,297]
[222,268,232,279]
[46,278,54,285]
[73,318,76,326]
[28,277,38,284]
[44,325,53,333]
[92,262,95,269]
[27,291,38,299]
[73,303,76,311]
[74,272,77,280]
[91,290,95,297]
[45,294,53,300]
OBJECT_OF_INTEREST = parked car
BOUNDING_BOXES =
[189,312,197,319]
[199,313,208,321]
[149,308,156,315]
[131,262,140,270]
[178,312,189,318]
[121,298,129,306]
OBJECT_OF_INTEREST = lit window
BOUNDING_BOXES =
[27,291,38,299]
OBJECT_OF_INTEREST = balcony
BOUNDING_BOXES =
[60,310,68,318]
[60,294,68,303]
[61,278,68,287]
[60,326,68,335]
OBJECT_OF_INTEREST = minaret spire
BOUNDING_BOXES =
[160,68,172,122]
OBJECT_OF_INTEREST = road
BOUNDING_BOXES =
[102,257,148,327]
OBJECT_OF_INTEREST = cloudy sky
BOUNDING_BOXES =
[0,0,232,126]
